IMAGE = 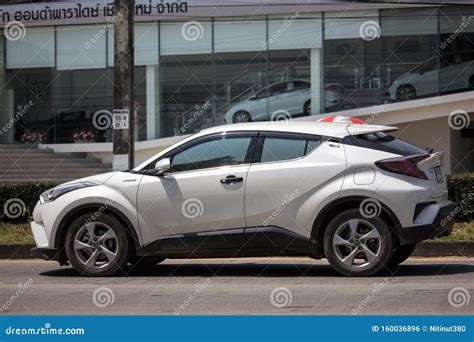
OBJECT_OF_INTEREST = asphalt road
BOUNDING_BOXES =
[0,257,472,315]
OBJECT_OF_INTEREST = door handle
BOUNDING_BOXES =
[220,175,244,184]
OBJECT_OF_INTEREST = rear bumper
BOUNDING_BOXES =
[397,202,455,245]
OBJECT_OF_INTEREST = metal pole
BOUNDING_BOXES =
[113,0,134,170]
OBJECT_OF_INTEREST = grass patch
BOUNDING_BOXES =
[0,221,472,245]
[0,223,34,244]
[438,220,474,241]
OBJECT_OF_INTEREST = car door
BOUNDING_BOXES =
[244,132,346,240]
[136,132,256,248]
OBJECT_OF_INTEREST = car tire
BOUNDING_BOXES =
[303,100,311,115]
[323,209,394,277]
[396,85,416,101]
[65,212,132,277]
[388,243,417,268]
[232,111,252,123]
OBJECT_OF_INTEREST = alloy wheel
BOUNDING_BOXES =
[73,222,119,269]
[332,219,382,269]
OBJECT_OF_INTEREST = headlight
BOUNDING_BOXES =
[40,181,97,203]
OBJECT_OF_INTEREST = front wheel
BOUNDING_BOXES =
[303,100,311,115]
[65,213,132,277]
[232,111,252,123]
[396,85,416,101]
[323,209,394,276]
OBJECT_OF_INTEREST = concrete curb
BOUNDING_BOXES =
[0,241,473,259]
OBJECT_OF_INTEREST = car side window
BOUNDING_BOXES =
[259,135,323,163]
[171,137,252,172]
[261,137,306,163]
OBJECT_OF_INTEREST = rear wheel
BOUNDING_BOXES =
[396,85,416,101]
[389,243,417,268]
[65,213,132,277]
[323,209,394,276]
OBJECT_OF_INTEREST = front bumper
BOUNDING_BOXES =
[30,247,59,261]
[397,202,455,245]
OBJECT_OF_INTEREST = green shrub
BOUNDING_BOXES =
[0,183,59,223]
[0,173,472,224]
[447,173,473,222]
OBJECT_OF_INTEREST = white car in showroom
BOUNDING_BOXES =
[387,50,474,102]
[224,80,345,123]
[31,121,453,277]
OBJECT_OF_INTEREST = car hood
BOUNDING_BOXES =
[57,171,118,187]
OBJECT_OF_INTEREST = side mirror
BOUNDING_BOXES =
[153,158,171,176]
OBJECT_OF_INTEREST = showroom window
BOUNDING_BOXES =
[323,10,382,111]
[381,8,440,102]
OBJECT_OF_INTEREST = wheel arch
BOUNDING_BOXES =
[54,203,141,258]
[309,196,401,258]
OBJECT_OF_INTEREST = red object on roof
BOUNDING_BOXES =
[318,116,365,124]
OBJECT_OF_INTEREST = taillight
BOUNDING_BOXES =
[375,154,429,180]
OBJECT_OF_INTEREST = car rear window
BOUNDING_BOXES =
[349,132,427,156]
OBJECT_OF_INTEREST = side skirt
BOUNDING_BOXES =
[140,226,311,259]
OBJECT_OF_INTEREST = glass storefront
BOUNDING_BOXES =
[1,6,473,144]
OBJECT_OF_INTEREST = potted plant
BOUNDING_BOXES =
[21,130,48,144]
[72,129,96,143]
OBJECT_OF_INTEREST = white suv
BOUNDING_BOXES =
[31,121,454,277]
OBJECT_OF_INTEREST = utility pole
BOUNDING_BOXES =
[113,0,134,170]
